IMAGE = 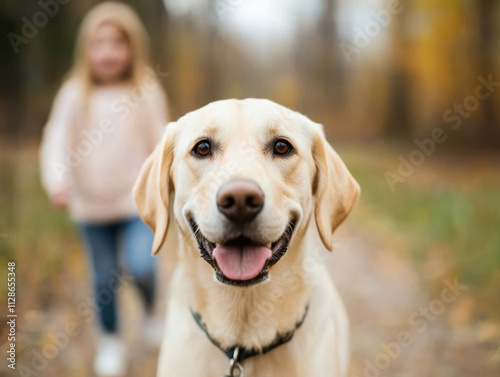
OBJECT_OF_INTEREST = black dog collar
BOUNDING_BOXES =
[190,304,309,363]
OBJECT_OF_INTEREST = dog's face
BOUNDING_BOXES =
[134,99,359,287]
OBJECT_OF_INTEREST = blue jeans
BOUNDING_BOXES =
[78,216,156,333]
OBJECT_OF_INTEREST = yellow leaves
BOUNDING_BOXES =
[476,320,500,343]
[410,0,470,125]
[484,345,500,369]
[448,295,475,327]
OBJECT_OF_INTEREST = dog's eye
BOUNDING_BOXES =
[273,139,294,156]
[192,140,212,158]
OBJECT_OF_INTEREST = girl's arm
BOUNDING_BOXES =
[39,80,79,207]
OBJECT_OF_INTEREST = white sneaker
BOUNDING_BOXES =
[94,333,127,377]
[143,313,164,347]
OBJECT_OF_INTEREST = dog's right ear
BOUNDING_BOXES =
[133,123,176,255]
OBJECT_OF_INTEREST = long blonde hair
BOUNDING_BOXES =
[69,2,157,106]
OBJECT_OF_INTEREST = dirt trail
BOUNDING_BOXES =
[330,226,495,377]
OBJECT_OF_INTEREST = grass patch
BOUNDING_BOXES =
[338,143,500,304]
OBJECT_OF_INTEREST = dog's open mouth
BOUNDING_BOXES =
[189,218,297,287]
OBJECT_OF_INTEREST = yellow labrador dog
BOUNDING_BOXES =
[134,99,360,377]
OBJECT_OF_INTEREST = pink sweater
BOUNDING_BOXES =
[40,79,168,223]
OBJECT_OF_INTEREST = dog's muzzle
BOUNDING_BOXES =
[188,179,297,287]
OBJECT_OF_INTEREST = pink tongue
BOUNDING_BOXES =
[213,245,272,281]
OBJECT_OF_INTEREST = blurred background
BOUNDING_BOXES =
[1,0,499,376]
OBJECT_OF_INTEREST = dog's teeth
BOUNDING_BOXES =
[203,240,213,251]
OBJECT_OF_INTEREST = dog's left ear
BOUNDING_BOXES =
[133,123,177,255]
[311,124,360,251]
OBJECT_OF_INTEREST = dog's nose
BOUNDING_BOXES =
[217,180,264,225]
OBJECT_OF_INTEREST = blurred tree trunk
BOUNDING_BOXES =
[477,0,500,144]
[139,0,169,69]
[0,4,30,141]
[204,0,223,106]
[384,4,411,138]
[318,0,344,103]
[294,0,343,116]
[152,0,169,66]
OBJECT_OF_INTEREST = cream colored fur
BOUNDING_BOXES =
[133,99,360,377]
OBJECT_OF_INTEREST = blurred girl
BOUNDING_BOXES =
[39,2,168,376]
